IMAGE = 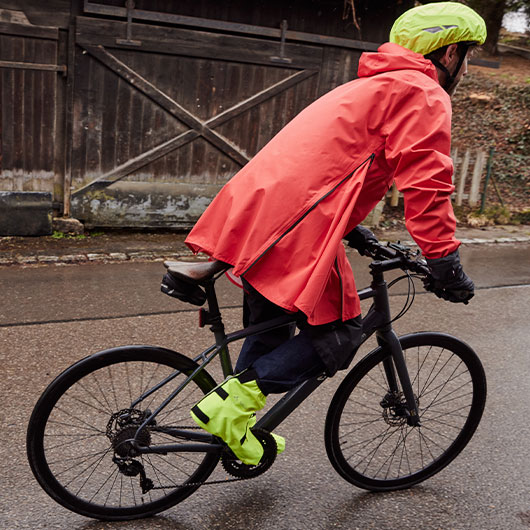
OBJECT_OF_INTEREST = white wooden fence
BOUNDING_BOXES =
[367,148,488,226]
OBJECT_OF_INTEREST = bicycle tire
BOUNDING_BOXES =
[27,345,219,521]
[325,332,486,491]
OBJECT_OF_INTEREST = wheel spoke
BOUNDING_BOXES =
[328,338,485,489]
[419,369,470,400]
[49,405,107,434]
[424,403,473,422]
[29,353,219,518]
[422,387,473,411]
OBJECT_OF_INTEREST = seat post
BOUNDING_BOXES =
[203,280,233,377]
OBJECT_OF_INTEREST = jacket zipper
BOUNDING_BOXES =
[334,257,343,319]
[242,153,375,276]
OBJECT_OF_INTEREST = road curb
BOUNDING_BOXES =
[0,247,201,267]
[1,236,528,268]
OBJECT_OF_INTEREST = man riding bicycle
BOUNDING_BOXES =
[185,2,486,465]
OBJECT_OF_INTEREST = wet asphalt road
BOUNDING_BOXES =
[1,244,529,530]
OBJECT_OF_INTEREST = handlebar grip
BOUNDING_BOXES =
[362,240,396,259]
[360,238,433,279]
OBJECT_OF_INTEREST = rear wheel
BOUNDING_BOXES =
[325,333,486,491]
[27,346,219,520]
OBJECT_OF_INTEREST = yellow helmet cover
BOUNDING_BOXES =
[390,1,487,56]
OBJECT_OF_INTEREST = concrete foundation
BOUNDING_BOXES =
[0,192,53,236]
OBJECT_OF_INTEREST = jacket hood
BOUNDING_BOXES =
[358,42,439,83]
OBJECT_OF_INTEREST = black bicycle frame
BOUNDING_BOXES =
[133,259,421,454]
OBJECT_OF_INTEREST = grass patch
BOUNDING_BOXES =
[512,209,530,224]
[51,231,86,240]
[467,206,516,227]
[51,230,105,240]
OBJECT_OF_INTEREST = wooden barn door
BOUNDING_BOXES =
[0,20,65,197]
[70,16,323,228]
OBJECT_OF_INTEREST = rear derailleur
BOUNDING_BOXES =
[112,457,154,494]
[107,408,156,494]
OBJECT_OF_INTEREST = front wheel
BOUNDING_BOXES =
[27,346,219,520]
[325,332,486,491]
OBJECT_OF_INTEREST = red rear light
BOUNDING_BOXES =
[198,308,206,328]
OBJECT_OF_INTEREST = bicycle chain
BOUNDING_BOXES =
[146,428,276,490]
[109,421,275,490]
[148,452,255,490]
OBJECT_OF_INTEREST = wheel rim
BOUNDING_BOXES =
[35,356,216,514]
[334,342,480,485]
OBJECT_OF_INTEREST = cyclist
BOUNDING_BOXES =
[185,2,486,465]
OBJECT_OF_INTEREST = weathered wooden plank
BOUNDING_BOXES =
[23,61,34,175]
[71,45,91,182]
[256,67,274,152]
[174,55,194,181]
[246,66,261,159]
[72,130,200,196]
[7,0,72,30]
[84,44,251,167]
[0,21,59,40]
[82,3,379,52]
[81,45,204,139]
[76,17,323,70]
[130,91,146,173]
[99,57,117,173]
[317,46,360,96]
[207,69,317,129]
[469,150,485,207]
[115,76,133,167]
[451,147,458,185]
[1,35,14,169]
[208,59,228,181]
[85,52,104,175]
[71,58,312,190]
[231,64,255,161]
[32,40,44,171]
[456,149,470,206]
[62,23,76,216]
[191,137,208,183]
[0,60,66,72]
[52,28,68,203]
[190,59,208,181]
[46,40,59,174]
[33,38,58,173]
[12,41,24,172]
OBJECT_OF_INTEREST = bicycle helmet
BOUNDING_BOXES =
[389,2,486,56]
[390,2,486,91]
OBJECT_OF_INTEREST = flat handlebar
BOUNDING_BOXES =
[361,239,432,278]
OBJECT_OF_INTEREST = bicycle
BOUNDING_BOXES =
[26,237,487,521]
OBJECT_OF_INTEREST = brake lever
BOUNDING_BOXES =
[387,241,412,253]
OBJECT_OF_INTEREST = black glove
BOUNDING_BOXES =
[344,225,378,256]
[425,250,474,304]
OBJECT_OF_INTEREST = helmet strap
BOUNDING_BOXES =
[430,57,454,89]
[429,44,470,91]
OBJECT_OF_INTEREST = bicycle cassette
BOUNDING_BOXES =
[221,428,277,479]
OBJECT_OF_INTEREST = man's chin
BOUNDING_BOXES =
[446,80,462,98]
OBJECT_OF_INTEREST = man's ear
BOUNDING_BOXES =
[439,43,459,67]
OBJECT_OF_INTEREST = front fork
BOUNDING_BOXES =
[377,329,421,427]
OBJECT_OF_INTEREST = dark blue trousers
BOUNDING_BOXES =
[235,279,362,394]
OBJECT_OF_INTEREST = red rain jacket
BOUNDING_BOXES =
[186,43,460,325]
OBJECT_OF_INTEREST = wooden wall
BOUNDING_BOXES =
[0,0,414,228]
[0,22,64,195]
